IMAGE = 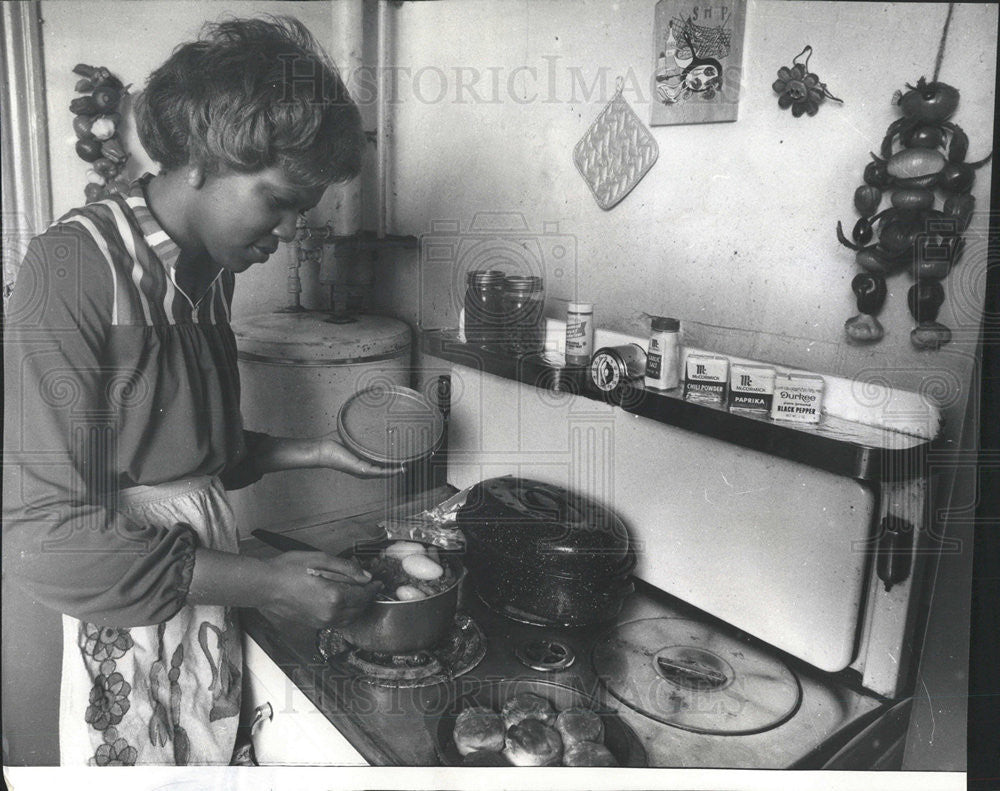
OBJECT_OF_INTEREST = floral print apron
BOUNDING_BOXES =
[59,476,243,765]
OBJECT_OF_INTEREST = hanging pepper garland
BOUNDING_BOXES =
[69,63,132,203]
[837,4,993,349]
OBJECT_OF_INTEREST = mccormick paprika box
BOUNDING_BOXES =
[729,364,776,413]
[770,373,825,424]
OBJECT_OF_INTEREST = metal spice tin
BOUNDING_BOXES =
[770,373,825,424]
[729,364,776,412]
[590,344,648,392]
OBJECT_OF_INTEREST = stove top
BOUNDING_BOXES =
[241,579,885,768]
[239,494,888,768]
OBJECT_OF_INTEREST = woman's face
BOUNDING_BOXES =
[189,166,326,273]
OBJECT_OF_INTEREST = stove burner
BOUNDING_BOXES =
[317,614,486,688]
[514,639,576,672]
[349,649,443,679]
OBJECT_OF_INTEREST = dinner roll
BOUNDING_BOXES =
[463,749,511,766]
[453,706,505,756]
[501,692,557,729]
[555,707,604,747]
[562,740,617,767]
[503,719,563,767]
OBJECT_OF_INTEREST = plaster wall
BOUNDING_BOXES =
[376,0,996,457]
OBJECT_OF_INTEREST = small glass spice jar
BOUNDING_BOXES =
[501,275,545,356]
[464,270,505,345]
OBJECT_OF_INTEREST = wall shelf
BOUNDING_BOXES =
[420,329,934,482]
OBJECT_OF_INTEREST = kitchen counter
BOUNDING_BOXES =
[239,488,888,768]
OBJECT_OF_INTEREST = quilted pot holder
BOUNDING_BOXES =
[573,80,659,210]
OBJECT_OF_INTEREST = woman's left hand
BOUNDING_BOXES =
[249,434,405,478]
[317,437,404,478]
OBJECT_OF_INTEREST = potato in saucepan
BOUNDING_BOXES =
[401,553,444,581]
[384,541,425,559]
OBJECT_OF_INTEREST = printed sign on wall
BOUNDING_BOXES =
[650,0,747,125]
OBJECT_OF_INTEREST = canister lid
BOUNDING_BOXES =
[503,275,544,292]
[651,316,680,332]
[567,301,593,312]
[467,270,506,286]
[232,312,411,364]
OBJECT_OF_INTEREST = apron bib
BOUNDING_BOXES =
[59,476,242,766]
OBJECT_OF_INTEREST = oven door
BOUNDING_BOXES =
[241,633,369,766]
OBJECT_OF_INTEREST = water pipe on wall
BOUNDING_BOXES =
[286,0,416,320]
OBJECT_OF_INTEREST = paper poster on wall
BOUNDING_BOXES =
[650,0,746,125]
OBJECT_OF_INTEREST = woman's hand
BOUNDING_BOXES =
[259,550,383,629]
[249,435,403,479]
[316,436,404,478]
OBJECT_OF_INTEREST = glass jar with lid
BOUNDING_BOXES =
[464,270,505,346]
[501,275,545,356]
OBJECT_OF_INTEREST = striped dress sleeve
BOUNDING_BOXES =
[2,226,199,627]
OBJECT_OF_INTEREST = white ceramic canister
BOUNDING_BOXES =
[228,312,412,535]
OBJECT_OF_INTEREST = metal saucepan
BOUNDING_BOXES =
[252,530,465,654]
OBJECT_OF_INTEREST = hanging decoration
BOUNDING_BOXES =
[836,4,993,349]
[69,63,131,204]
[573,78,659,211]
[771,46,842,117]
[650,0,747,126]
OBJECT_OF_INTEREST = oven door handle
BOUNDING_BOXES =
[875,514,913,592]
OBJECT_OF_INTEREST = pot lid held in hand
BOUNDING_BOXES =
[456,477,633,577]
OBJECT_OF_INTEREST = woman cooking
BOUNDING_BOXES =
[2,16,393,766]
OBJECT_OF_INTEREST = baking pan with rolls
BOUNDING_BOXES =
[432,678,646,766]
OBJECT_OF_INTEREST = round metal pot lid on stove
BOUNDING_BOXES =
[337,384,445,465]
[591,618,802,736]
[456,476,633,577]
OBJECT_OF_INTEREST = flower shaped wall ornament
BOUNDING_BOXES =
[773,45,843,117]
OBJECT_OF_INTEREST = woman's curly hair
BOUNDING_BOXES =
[134,16,364,188]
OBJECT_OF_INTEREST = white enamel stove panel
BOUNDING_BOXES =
[444,366,876,674]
